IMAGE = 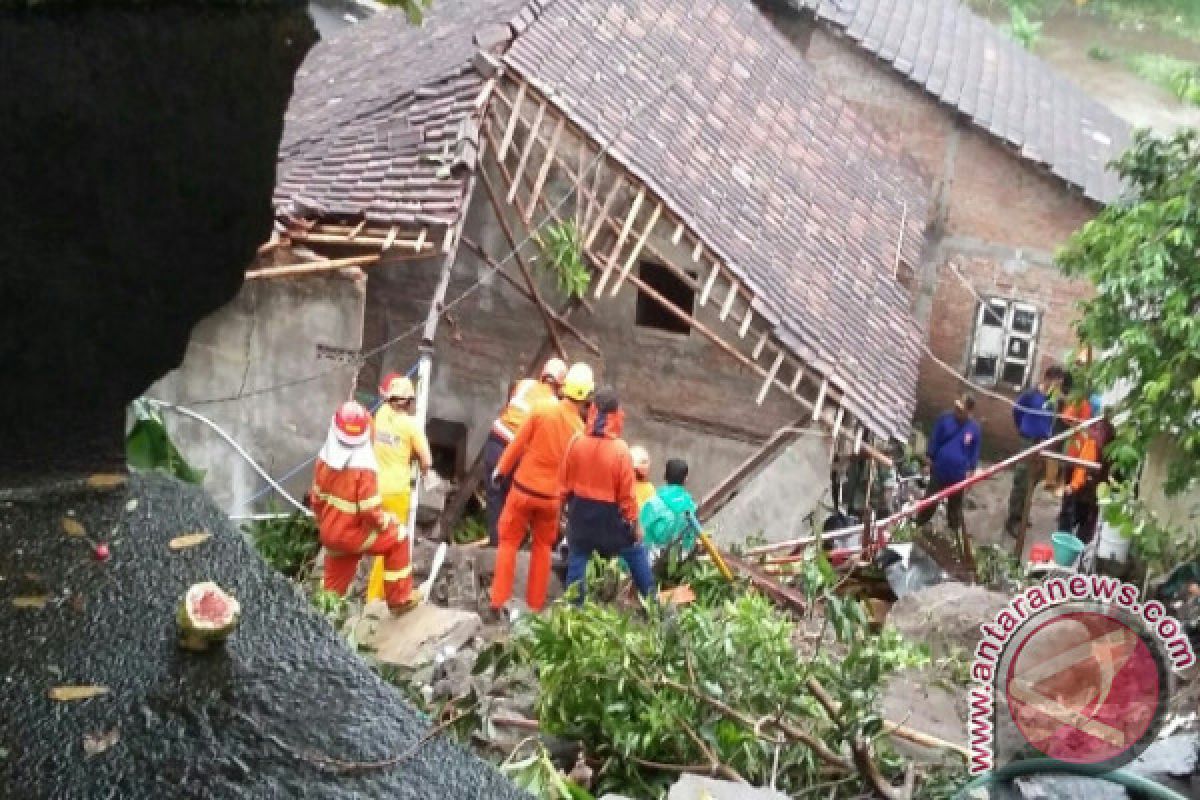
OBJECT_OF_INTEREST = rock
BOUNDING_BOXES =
[0,1,315,480]
[889,582,1011,656]
[1013,775,1126,800]
[1128,733,1199,779]
[355,601,482,669]
[667,775,790,800]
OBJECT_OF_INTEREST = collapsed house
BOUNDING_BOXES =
[225,0,926,541]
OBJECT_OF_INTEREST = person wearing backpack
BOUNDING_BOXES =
[640,458,699,564]
[915,393,981,535]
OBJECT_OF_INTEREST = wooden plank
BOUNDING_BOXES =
[441,225,456,254]
[738,309,754,338]
[751,330,769,360]
[524,115,565,224]
[382,227,399,250]
[691,241,704,262]
[497,82,527,160]
[414,227,428,253]
[811,379,828,422]
[610,201,662,296]
[756,350,785,405]
[854,426,865,456]
[245,254,381,280]
[594,186,645,297]
[287,232,430,249]
[671,221,685,245]
[584,174,625,250]
[347,220,366,241]
[506,100,546,205]
[719,280,738,321]
[789,367,804,392]
[698,264,720,306]
[831,407,845,447]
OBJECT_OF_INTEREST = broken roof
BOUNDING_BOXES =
[505,0,929,440]
[274,0,528,226]
[772,0,1132,204]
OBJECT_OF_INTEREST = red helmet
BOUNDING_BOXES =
[333,401,372,447]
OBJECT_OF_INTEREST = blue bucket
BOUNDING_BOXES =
[1051,532,1085,566]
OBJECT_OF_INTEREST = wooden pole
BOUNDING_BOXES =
[244,254,381,280]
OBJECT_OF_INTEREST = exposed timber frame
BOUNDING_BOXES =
[485,75,892,465]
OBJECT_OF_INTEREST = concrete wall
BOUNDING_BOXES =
[149,265,366,515]
[1141,437,1200,534]
[768,12,1100,454]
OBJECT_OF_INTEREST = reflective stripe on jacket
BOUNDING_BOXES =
[493,379,557,442]
[311,458,398,553]
[497,398,584,497]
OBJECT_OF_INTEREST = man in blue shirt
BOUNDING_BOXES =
[1005,366,1064,537]
[915,393,981,534]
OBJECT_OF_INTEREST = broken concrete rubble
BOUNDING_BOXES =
[889,582,1011,656]
[667,775,790,800]
[354,601,482,670]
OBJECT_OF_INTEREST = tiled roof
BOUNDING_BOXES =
[776,0,1131,204]
[274,0,528,226]
[506,0,930,440]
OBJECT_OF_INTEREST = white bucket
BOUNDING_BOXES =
[1095,522,1131,563]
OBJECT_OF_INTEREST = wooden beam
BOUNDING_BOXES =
[594,185,645,297]
[524,116,565,224]
[286,231,433,250]
[751,330,769,360]
[671,221,685,245]
[789,366,804,392]
[244,254,381,280]
[610,201,662,296]
[696,419,811,519]
[831,407,845,447]
[691,241,703,262]
[414,227,427,253]
[738,309,754,339]
[811,379,828,422]
[719,280,739,321]
[507,100,547,205]
[584,173,625,251]
[479,160,569,361]
[699,265,720,306]
[496,82,527,160]
[382,227,399,250]
[756,350,784,405]
[347,219,366,241]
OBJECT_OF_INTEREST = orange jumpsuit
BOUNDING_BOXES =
[311,457,412,608]
[489,398,584,611]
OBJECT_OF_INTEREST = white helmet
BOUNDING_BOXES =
[541,357,568,385]
[630,445,650,477]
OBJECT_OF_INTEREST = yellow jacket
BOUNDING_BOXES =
[373,405,430,496]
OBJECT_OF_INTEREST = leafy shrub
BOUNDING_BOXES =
[1126,52,1200,105]
[452,513,488,545]
[126,399,205,484]
[536,220,590,299]
[243,509,320,577]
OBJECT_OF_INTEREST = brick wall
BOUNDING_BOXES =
[769,14,1102,454]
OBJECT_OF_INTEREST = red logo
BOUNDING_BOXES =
[1003,609,1165,767]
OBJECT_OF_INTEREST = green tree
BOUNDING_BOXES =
[1057,129,1200,570]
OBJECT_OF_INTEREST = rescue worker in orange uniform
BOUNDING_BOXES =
[489,362,593,613]
[483,358,568,546]
[366,372,436,603]
[560,388,655,603]
[630,445,655,510]
[1057,401,1100,543]
[311,401,420,614]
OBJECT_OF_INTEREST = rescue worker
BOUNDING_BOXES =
[560,387,654,602]
[367,372,437,603]
[630,445,655,509]
[1005,365,1064,537]
[489,362,593,613]
[311,401,420,614]
[640,457,699,565]
[1057,400,1101,542]
[483,358,569,546]
[916,393,981,535]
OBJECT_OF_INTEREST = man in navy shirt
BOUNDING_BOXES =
[916,392,981,534]
[1005,366,1064,537]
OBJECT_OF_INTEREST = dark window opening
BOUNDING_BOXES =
[973,356,998,380]
[1001,361,1028,386]
[635,262,696,335]
[426,418,467,481]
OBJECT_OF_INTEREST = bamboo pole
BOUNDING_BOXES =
[244,254,381,279]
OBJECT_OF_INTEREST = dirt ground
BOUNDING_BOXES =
[960,467,1065,558]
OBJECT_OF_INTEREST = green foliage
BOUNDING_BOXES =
[974,544,1028,591]
[492,544,930,798]
[452,513,488,545]
[242,508,320,577]
[311,588,349,625]
[536,220,590,299]
[1126,53,1200,105]
[1088,43,1119,61]
[500,743,595,800]
[126,399,205,484]
[377,0,432,24]
[1098,481,1198,582]
[1004,4,1044,48]
[1059,129,1200,579]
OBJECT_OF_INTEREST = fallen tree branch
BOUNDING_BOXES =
[303,704,471,773]
[806,678,907,800]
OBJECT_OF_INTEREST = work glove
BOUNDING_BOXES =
[422,471,446,493]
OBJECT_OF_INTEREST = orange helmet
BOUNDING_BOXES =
[380,373,416,400]
[333,401,372,447]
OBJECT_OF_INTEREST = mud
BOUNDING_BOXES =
[0,473,528,799]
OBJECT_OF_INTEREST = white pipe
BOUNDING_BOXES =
[144,398,313,517]
[406,344,434,537]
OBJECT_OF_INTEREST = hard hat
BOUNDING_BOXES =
[333,401,372,447]
[541,357,568,385]
[630,445,650,474]
[380,373,416,400]
[561,363,595,402]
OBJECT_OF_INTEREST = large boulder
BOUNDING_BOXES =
[0,1,316,481]
[889,581,1011,656]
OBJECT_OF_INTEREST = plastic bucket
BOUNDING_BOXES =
[1029,543,1054,564]
[1051,532,1086,566]
[1095,522,1131,563]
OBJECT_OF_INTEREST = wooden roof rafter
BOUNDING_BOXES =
[485,78,891,464]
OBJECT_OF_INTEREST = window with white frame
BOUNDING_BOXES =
[968,298,1040,390]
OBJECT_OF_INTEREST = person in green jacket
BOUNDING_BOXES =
[640,458,699,562]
